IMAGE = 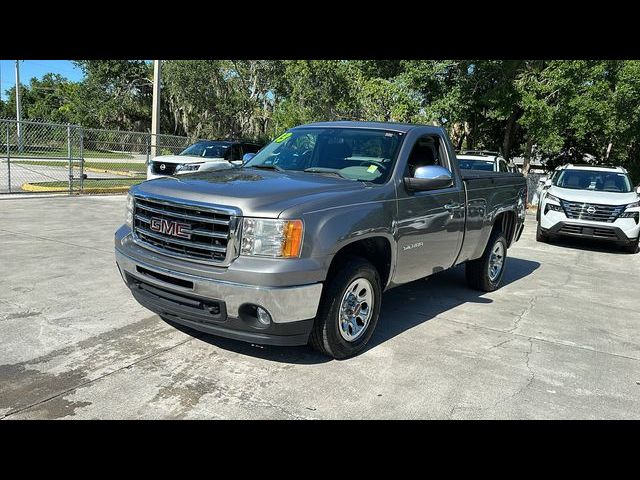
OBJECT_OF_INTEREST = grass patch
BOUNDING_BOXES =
[9,148,134,159]
[12,159,147,172]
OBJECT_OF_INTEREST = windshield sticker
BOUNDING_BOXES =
[367,165,378,173]
[274,132,292,143]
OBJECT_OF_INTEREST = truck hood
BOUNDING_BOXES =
[151,154,225,164]
[549,186,639,206]
[133,167,368,218]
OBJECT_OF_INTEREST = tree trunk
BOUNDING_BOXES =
[522,137,534,177]
[502,108,520,161]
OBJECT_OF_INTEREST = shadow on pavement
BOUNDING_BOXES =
[165,256,541,364]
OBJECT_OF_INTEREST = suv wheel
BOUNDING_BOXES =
[309,256,382,359]
[536,222,549,243]
[466,229,508,292]
[623,239,639,254]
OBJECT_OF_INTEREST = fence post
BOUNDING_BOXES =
[146,134,150,165]
[6,123,11,193]
[67,123,73,195]
[79,127,84,193]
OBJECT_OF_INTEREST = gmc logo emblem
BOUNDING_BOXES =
[149,218,191,239]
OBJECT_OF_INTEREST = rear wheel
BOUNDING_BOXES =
[466,230,508,292]
[309,256,382,359]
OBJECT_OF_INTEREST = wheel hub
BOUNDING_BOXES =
[339,278,374,342]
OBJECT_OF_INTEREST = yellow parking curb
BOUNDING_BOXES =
[84,167,142,177]
[21,182,132,193]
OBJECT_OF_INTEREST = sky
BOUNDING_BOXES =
[0,60,85,101]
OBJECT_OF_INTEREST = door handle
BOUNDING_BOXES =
[444,203,462,210]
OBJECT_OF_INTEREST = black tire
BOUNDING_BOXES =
[465,229,508,292]
[536,222,548,243]
[309,256,382,359]
[622,239,639,254]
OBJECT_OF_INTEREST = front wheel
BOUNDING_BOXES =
[536,222,549,243]
[622,239,639,254]
[465,230,508,292]
[309,256,382,359]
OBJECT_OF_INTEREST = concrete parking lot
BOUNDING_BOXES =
[1,195,639,419]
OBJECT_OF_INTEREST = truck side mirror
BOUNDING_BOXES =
[242,153,256,163]
[404,165,453,192]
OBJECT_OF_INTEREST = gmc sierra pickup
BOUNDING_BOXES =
[115,121,527,358]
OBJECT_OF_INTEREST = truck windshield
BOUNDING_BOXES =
[179,142,229,158]
[553,169,633,193]
[244,128,403,183]
[458,159,495,171]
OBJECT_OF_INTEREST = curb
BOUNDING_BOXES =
[21,182,131,194]
[84,167,144,178]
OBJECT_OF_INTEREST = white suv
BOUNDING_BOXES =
[537,164,640,253]
[457,150,518,173]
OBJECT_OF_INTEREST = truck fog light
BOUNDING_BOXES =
[256,307,272,325]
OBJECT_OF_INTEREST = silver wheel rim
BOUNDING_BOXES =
[488,242,505,282]
[339,278,374,342]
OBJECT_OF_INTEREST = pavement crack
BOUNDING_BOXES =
[507,296,537,332]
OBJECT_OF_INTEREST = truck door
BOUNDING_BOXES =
[394,134,465,284]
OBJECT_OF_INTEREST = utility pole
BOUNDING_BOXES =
[15,60,23,153]
[150,60,161,159]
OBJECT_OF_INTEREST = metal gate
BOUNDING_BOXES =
[1,118,192,195]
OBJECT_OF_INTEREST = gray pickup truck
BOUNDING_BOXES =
[115,121,527,358]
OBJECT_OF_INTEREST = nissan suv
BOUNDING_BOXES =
[537,164,640,253]
[147,140,263,180]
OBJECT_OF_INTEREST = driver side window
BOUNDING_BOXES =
[406,135,445,177]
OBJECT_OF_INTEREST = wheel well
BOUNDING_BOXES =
[494,210,517,246]
[328,237,392,288]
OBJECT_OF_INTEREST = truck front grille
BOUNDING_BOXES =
[560,201,624,223]
[132,195,238,265]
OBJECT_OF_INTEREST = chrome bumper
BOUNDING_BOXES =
[115,248,323,323]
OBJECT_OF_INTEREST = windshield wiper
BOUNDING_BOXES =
[249,164,284,172]
[303,168,351,180]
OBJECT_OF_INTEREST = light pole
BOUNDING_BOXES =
[15,60,23,153]
[151,60,161,159]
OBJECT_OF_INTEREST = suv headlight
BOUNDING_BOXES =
[125,193,134,227]
[240,218,303,258]
[175,163,202,173]
[624,201,640,209]
[545,193,561,204]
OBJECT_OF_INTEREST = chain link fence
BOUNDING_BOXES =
[0,118,193,194]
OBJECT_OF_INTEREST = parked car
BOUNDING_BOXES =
[457,150,518,173]
[116,121,527,358]
[537,164,640,253]
[147,140,263,180]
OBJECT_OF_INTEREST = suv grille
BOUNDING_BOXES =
[152,161,177,175]
[560,201,624,223]
[132,196,237,264]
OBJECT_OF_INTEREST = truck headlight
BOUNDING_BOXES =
[240,218,303,258]
[175,163,202,173]
[125,193,134,227]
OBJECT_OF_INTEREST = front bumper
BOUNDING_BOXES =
[542,221,638,244]
[116,248,323,346]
